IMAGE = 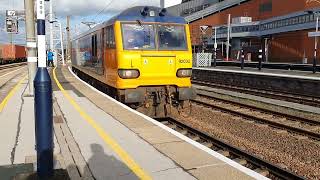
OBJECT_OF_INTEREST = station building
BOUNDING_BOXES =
[168,0,320,63]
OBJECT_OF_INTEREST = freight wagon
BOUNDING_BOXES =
[0,44,27,64]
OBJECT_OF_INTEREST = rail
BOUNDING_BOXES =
[160,117,304,179]
[0,62,27,71]
[193,80,320,108]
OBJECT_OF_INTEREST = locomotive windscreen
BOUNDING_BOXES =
[157,24,187,50]
[121,23,187,51]
[122,24,156,50]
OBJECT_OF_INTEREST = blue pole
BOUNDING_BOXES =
[34,68,53,177]
[34,0,54,177]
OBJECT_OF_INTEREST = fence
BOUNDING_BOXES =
[193,53,212,67]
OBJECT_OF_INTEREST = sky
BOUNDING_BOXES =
[0,0,182,45]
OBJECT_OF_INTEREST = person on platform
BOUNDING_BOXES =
[47,50,54,67]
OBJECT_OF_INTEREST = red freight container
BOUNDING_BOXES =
[0,44,3,60]
[0,44,26,62]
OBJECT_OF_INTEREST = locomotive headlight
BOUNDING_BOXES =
[118,69,140,79]
[176,69,192,77]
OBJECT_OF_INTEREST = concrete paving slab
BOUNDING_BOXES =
[133,126,183,144]
[57,67,268,180]
[118,167,196,180]
[188,164,254,180]
[155,141,225,170]
[14,96,60,164]
[151,167,196,180]
[53,90,194,179]
[66,92,179,168]
[53,92,135,179]
[71,93,156,129]
[0,81,26,165]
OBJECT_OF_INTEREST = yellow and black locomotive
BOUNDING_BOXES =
[72,6,194,117]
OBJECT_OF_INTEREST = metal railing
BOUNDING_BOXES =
[185,0,249,22]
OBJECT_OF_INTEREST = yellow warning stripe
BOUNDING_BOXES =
[53,67,152,180]
[0,75,27,112]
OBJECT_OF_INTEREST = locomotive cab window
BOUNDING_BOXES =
[121,23,188,51]
[157,25,187,51]
[122,23,156,50]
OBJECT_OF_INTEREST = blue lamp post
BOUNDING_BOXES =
[34,0,54,177]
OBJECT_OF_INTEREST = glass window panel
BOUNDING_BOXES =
[122,23,156,50]
[157,25,188,50]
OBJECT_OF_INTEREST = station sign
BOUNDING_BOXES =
[200,25,210,34]
[308,31,320,37]
[4,10,23,34]
[6,10,16,16]
[6,10,25,17]
[5,18,19,33]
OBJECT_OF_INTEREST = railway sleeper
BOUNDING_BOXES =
[233,158,247,166]
[217,150,230,157]
[275,129,288,134]
[190,135,200,141]
[293,135,309,140]
[254,168,270,176]
[167,124,177,129]
[306,126,320,131]
[178,129,188,135]
[201,142,213,148]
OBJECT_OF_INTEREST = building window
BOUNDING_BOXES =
[310,14,315,22]
[306,15,310,23]
[260,0,272,13]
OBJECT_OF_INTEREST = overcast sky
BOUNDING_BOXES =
[0,0,182,44]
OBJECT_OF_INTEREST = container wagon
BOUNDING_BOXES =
[0,44,26,64]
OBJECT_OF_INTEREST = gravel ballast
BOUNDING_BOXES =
[173,104,320,179]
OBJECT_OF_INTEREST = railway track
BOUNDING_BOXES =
[192,94,320,142]
[159,117,304,180]
[192,80,320,108]
[0,62,27,71]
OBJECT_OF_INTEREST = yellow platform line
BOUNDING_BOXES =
[52,67,152,180]
[0,75,27,112]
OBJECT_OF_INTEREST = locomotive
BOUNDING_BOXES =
[72,6,195,117]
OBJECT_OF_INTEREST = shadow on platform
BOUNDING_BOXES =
[0,143,139,180]
[0,163,69,180]
[87,143,139,180]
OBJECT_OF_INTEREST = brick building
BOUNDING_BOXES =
[181,0,320,63]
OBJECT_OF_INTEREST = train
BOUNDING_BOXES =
[71,6,195,118]
[0,44,26,64]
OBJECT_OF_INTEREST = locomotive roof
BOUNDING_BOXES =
[74,6,187,40]
[106,6,187,24]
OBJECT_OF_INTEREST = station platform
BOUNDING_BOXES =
[194,84,320,122]
[192,66,320,99]
[194,66,320,80]
[0,65,268,180]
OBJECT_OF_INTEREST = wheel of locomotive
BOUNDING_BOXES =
[178,100,192,118]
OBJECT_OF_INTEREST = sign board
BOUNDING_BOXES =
[308,31,320,37]
[232,17,252,24]
[6,10,16,17]
[6,18,18,33]
[200,25,209,34]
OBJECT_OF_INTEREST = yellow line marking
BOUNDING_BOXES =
[0,75,27,112]
[52,67,152,180]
